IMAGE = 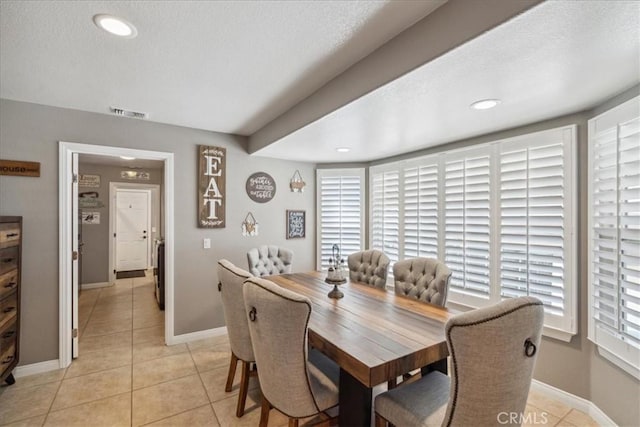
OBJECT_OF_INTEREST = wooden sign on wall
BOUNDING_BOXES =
[198,145,226,228]
[0,159,40,177]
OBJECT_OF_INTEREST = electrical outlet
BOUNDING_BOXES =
[203,238,211,249]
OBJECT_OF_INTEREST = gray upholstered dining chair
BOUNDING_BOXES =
[374,296,544,427]
[389,257,452,389]
[243,277,339,427]
[247,245,293,276]
[217,259,256,418]
[347,249,390,288]
[393,257,452,307]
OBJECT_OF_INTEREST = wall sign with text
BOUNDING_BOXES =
[286,210,305,239]
[198,145,226,228]
[246,172,276,203]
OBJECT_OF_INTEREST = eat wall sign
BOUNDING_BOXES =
[198,145,226,228]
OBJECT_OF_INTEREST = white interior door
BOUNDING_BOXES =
[115,189,150,271]
[71,152,79,358]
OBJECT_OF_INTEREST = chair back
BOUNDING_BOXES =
[442,296,544,426]
[347,249,390,288]
[247,245,293,276]
[393,258,451,306]
[242,277,321,418]
[217,259,254,362]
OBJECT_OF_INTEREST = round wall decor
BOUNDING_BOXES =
[246,172,276,203]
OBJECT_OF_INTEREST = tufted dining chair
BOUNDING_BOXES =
[393,258,452,307]
[217,259,256,417]
[347,249,390,289]
[243,277,339,427]
[375,296,544,427]
[247,245,293,277]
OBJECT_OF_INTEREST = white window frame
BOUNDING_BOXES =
[368,125,577,341]
[316,168,365,271]
[588,96,640,380]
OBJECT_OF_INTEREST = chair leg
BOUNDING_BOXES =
[375,413,387,427]
[225,353,239,392]
[288,418,299,427]
[236,360,251,417]
[259,395,271,427]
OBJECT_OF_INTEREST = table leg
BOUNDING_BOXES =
[339,368,372,426]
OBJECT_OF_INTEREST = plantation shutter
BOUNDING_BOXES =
[444,153,491,300]
[317,170,364,271]
[589,97,640,360]
[371,169,400,265]
[500,142,567,318]
[404,163,439,259]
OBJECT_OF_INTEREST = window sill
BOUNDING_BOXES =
[596,345,640,381]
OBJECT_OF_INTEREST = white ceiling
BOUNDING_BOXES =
[257,0,640,163]
[1,1,638,165]
[0,0,444,135]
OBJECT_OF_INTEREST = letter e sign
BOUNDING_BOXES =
[198,145,226,228]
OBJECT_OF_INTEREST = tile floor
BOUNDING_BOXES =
[0,273,600,426]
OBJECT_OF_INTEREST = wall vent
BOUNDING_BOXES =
[110,106,148,119]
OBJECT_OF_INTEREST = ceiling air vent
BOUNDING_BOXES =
[110,106,148,119]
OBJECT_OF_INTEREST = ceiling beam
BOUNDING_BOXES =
[248,0,543,154]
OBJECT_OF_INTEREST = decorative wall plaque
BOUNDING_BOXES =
[0,159,40,177]
[246,172,276,203]
[241,212,259,237]
[198,145,226,228]
[286,210,306,239]
[79,174,100,187]
[121,170,150,180]
[290,170,306,193]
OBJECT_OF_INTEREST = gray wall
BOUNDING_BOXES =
[0,98,316,363]
[332,85,639,426]
[77,162,163,284]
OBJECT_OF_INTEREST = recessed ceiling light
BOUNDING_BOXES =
[120,156,135,160]
[93,14,137,38]
[470,99,501,110]
[336,147,351,153]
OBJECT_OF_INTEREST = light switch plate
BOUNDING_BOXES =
[203,238,211,249]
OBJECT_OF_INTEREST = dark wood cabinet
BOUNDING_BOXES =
[0,216,21,385]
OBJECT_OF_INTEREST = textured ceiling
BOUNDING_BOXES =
[0,0,444,135]
[256,0,640,162]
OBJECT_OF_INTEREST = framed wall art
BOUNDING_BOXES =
[286,209,305,239]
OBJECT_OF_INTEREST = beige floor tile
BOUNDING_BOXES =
[0,381,60,424]
[1,415,47,426]
[522,404,560,427]
[65,347,132,379]
[133,338,188,364]
[146,404,219,427]
[98,285,132,299]
[44,392,131,427]
[187,335,230,352]
[6,369,66,390]
[89,307,134,323]
[211,389,288,427]
[132,374,208,426]
[527,389,572,419]
[190,346,232,373]
[133,325,164,345]
[199,364,259,403]
[51,366,131,411]
[561,409,599,427]
[83,317,132,337]
[133,352,196,390]
[79,330,132,354]
[133,312,164,330]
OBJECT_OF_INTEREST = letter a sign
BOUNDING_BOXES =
[198,145,226,228]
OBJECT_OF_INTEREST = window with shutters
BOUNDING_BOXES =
[368,125,577,338]
[371,168,400,267]
[316,169,365,271]
[588,96,640,379]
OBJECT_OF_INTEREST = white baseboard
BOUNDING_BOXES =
[531,380,617,426]
[167,326,227,346]
[13,359,61,378]
[80,281,112,290]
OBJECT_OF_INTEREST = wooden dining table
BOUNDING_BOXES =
[267,271,454,426]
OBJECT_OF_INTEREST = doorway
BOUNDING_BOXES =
[59,141,175,368]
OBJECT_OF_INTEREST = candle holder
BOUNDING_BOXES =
[326,244,346,299]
